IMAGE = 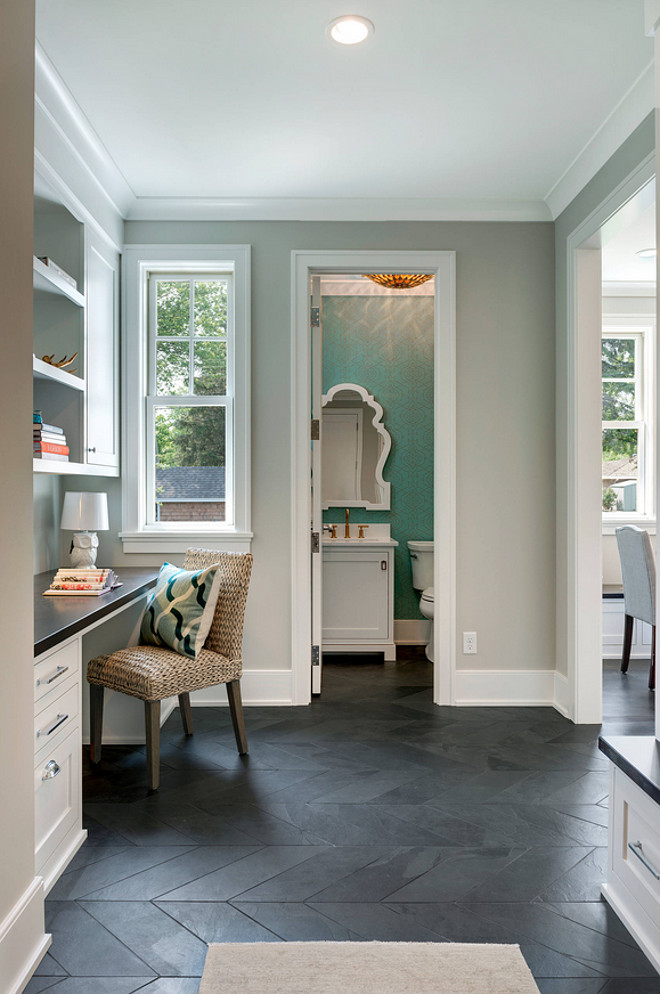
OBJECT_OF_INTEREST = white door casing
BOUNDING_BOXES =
[291,250,456,706]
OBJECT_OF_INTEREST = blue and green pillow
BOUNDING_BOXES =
[139,561,221,659]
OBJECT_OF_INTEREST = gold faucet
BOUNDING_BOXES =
[358,524,369,539]
[345,508,350,538]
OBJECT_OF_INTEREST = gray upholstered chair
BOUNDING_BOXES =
[87,549,253,790]
[615,526,655,690]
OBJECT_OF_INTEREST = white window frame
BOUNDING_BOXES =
[601,316,655,533]
[121,245,251,553]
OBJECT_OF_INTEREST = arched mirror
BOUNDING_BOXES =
[321,383,391,509]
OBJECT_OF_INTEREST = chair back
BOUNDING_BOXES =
[615,526,656,626]
[183,549,253,660]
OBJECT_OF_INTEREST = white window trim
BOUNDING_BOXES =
[601,314,656,534]
[121,244,251,553]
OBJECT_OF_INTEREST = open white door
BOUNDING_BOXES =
[310,275,323,694]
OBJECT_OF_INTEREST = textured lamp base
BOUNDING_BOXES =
[70,531,99,568]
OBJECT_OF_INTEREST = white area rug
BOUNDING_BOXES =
[199,941,541,994]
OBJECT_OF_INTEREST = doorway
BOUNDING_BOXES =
[290,250,456,706]
[565,157,656,724]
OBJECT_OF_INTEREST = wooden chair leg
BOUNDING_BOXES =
[226,680,248,755]
[89,684,104,764]
[144,700,161,791]
[621,614,634,673]
[178,692,194,735]
[649,626,656,691]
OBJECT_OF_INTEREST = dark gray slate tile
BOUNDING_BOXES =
[80,845,262,900]
[538,848,609,902]
[155,901,278,942]
[80,901,207,977]
[28,981,148,994]
[310,846,455,903]
[385,847,525,902]
[232,902,362,941]
[44,903,155,977]
[462,846,594,903]
[22,978,64,993]
[49,846,193,900]
[158,845,327,901]
[234,846,393,901]
[32,953,67,977]
[129,979,201,994]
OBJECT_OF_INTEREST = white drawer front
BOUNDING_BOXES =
[34,681,79,759]
[35,641,79,707]
[34,724,81,876]
[612,770,660,925]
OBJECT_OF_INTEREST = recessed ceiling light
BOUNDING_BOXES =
[328,15,374,45]
[636,248,656,258]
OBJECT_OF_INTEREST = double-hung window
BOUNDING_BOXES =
[122,245,251,553]
[602,321,654,521]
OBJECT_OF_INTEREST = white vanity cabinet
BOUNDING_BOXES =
[33,639,86,893]
[322,537,397,660]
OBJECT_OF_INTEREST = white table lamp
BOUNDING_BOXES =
[61,491,109,568]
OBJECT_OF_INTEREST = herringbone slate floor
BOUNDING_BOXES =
[27,652,660,994]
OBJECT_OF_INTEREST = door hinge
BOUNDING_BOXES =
[310,306,320,327]
[311,531,320,553]
[311,418,320,441]
[312,645,320,666]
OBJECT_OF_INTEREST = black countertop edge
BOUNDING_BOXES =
[34,568,159,657]
[603,591,624,599]
[598,734,660,807]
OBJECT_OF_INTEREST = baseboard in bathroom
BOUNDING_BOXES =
[394,619,430,645]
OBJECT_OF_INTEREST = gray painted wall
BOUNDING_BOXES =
[555,113,655,676]
[56,220,556,676]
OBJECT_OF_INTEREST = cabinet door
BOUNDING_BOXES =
[323,550,391,641]
[86,236,119,468]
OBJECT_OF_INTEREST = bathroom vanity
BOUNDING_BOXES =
[322,525,398,660]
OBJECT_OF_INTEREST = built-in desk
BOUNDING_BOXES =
[599,734,660,974]
[33,567,159,892]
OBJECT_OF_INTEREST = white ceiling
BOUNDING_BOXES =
[35,0,653,219]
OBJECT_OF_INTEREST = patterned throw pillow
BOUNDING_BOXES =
[139,561,222,659]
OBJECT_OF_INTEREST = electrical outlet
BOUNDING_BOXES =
[463,631,477,654]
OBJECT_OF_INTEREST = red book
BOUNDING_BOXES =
[33,441,70,455]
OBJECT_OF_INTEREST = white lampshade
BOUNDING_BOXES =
[61,491,109,532]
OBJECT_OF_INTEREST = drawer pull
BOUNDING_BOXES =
[37,713,68,738]
[36,664,69,687]
[628,840,660,880]
[41,760,61,781]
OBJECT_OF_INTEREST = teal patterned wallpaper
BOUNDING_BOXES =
[322,295,434,619]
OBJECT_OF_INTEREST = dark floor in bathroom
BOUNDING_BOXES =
[27,652,659,994]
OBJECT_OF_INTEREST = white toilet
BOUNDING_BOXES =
[407,540,434,661]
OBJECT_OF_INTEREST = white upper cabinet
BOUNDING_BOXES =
[86,235,119,470]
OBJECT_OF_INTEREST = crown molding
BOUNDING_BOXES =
[125,196,553,222]
[544,61,654,220]
[35,43,134,220]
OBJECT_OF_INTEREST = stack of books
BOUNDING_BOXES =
[44,568,119,596]
[33,411,69,462]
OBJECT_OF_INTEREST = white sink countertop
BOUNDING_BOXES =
[322,523,398,546]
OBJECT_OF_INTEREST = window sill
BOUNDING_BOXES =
[119,530,253,554]
[602,517,656,537]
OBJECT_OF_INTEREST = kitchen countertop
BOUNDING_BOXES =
[598,734,660,807]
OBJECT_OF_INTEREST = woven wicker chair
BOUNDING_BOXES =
[87,549,253,790]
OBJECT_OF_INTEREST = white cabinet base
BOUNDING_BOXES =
[602,764,660,975]
[322,541,397,659]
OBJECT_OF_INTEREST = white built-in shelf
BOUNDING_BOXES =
[33,256,84,307]
[33,355,85,391]
[33,458,119,478]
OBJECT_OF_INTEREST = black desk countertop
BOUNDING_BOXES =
[35,567,159,657]
[598,734,660,807]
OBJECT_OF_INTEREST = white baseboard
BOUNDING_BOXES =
[394,619,430,645]
[454,668,558,708]
[0,876,49,994]
[191,669,293,707]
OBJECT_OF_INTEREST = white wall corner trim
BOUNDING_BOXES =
[0,876,49,994]
[545,61,654,219]
[454,669,561,709]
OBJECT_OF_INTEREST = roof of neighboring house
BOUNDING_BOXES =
[603,457,638,483]
[156,466,226,501]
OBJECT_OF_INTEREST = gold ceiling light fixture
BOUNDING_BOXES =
[364,274,434,290]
